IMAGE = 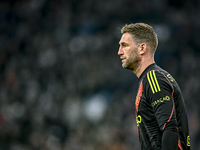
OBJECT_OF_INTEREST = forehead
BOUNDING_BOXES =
[119,33,135,44]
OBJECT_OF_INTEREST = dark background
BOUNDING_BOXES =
[0,0,199,149]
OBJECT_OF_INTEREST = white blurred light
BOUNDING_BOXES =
[83,94,108,123]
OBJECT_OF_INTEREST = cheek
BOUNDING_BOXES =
[133,48,139,56]
[125,47,137,58]
[129,50,136,57]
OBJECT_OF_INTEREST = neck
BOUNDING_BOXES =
[134,58,155,78]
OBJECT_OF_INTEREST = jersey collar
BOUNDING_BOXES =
[139,63,156,82]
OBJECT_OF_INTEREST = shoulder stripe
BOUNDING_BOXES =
[153,70,161,92]
[150,71,158,93]
[147,71,155,94]
[147,71,161,94]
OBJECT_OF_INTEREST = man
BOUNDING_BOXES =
[118,23,190,150]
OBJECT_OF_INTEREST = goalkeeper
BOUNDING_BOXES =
[118,23,190,150]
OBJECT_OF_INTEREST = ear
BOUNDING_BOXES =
[138,43,147,55]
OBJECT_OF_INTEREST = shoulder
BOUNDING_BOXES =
[142,70,174,95]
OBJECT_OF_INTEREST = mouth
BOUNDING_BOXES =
[120,57,126,62]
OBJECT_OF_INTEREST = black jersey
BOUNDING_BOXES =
[135,63,190,150]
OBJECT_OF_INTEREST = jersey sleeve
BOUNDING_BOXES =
[144,70,178,132]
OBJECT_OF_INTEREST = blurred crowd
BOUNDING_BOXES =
[0,0,200,149]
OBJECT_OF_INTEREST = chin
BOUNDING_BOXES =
[122,63,127,69]
[122,64,132,70]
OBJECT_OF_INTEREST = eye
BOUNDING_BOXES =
[121,43,128,47]
[123,44,128,47]
[119,42,128,48]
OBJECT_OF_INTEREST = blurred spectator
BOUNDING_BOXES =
[0,0,199,149]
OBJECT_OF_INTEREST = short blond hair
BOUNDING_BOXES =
[121,23,158,54]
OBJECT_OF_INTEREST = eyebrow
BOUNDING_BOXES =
[119,42,127,45]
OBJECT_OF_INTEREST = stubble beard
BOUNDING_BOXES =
[122,54,141,73]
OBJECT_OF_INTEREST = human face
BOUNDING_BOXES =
[118,33,141,71]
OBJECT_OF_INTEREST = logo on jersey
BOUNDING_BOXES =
[147,71,161,94]
[136,115,142,126]
[151,95,170,107]
[167,74,175,82]
[187,135,190,146]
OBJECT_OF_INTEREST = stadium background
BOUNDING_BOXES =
[0,0,200,149]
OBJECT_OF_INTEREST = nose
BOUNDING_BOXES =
[118,46,123,55]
